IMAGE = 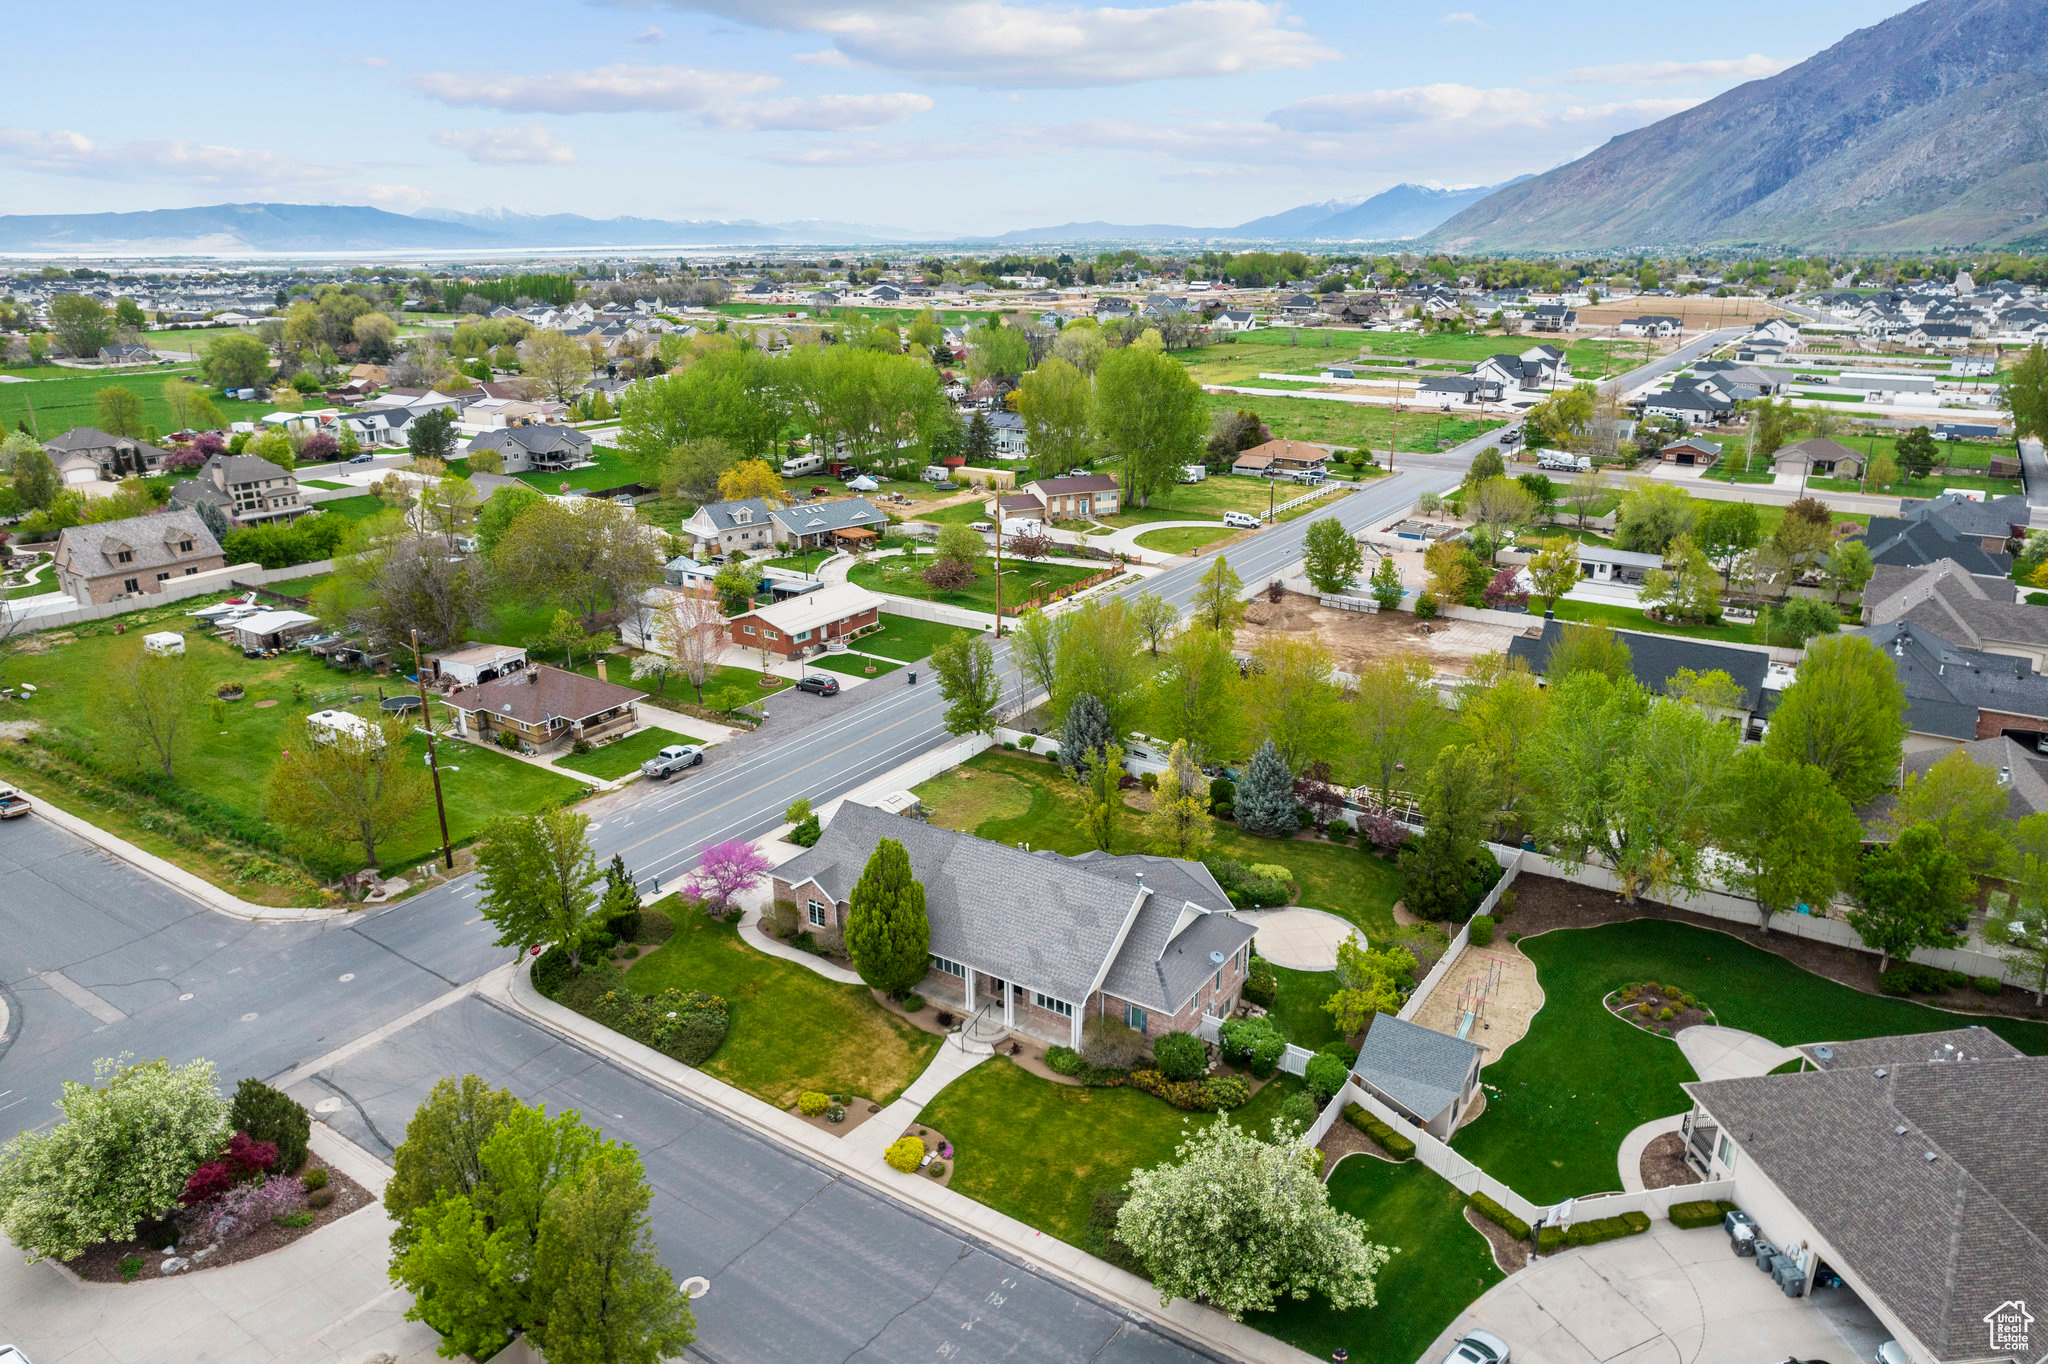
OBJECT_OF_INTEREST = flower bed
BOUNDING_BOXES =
[1604,980,1714,1037]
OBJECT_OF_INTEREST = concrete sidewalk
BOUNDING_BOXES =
[0,1125,440,1364]
[497,958,1318,1364]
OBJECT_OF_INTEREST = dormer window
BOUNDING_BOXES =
[116,549,133,564]
[178,540,193,553]
[733,508,753,525]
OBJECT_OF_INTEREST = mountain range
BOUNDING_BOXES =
[1427,0,2048,252]
[0,180,1523,256]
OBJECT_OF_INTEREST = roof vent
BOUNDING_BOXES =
[1209,951,1226,965]
[1924,1152,1939,1163]
[1895,1124,1909,1135]
[1875,1067,1888,1078]
[1812,1045,1834,1061]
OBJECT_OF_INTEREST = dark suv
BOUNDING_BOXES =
[795,674,840,696]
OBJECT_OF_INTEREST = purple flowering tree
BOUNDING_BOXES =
[690,839,773,915]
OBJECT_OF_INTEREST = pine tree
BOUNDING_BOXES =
[1233,740,1298,837]
[843,838,931,996]
[1059,692,1115,776]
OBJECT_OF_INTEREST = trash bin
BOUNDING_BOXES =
[1722,1209,1756,1236]
[1729,1222,1757,1257]
[1754,1242,1779,1273]
[907,671,917,685]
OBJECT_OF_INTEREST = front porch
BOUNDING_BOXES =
[920,965,1080,1048]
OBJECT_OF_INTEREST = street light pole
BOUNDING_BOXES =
[410,629,454,871]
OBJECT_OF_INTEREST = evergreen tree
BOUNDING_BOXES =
[843,838,931,995]
[1233,739,1298,837]
[1059,692,1115,776]
[963,411,996,465]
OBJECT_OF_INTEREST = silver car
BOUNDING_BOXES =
[1442,1330,1510,1364]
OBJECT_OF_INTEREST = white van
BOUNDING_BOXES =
[1223,510,1261,530]
[780,453,825,478]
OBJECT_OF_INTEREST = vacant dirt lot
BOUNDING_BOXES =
[1236,591,1526,677]
[1576,297,1787,330]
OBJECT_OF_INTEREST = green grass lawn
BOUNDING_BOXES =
[0,367,271,438]
[847,556,1102,615]
[1266,963,1343,1051]
[1451,919,2048,1204]
[513,445,655,493]
[856,612,979,663]
[808,652,901,678]
[1813,471,2021,499]
[1092,475,1274,529]
[313,495,387,522]
[1263,1155,1504,1364]
[917,1055,1306,1246]
[550,726,709,780]
[913,750,1403,939]
[0,627,584,879]
[1203,392,1504,457]
[1134,524,1237,555]
[625,910,942,1108]
[1550,598,1763,647]
[300,479,349,490]
[916,499,995,527]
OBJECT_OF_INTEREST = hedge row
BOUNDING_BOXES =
[1668,1199,1739,1230]
[1467,1192,1529,1241]
[1537,1210,1651,1252]
[1129,1068,1250,1112]
[1342,1103,1415,1160]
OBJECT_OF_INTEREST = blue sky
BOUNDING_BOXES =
[2,0,1921,235]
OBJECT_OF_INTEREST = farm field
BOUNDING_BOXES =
[0,367,270,438]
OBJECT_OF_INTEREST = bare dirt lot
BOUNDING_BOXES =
[1236,590,1527,677]
[1576,297,1787,330]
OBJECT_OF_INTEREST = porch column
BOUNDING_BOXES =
[1002,981,1014,1027]
[1069,1009,1082,1049]
[963,970,975,1011]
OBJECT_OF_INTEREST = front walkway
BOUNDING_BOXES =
[1419,1221,1854,1364]
[1616,1114,1687,1193]
[0,1126,440,1364]
[1675,1025,1800,1082]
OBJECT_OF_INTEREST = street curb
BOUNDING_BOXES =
[27,797,350,923]
[493,959,1319,1364]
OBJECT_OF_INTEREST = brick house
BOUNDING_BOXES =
[1020,473,1121,521]
[727,582,883,658]
[44,426,170,478]
[438,664,640,754]
[772,801,1254,1048]
[168,453,307,524]
[52,510,225,605]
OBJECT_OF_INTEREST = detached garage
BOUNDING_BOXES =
[1681,1028,2048,1364]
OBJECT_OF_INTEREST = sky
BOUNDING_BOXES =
[0,0,1925,237]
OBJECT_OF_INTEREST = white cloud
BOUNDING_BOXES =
[1564,54,1790,85]
[433,124,578,165]
[632,25,665,44]
[703,93,933,132]
[793,48,853,67]
[352,55,391,68]
[754,138,982,167]
[1557,97,1700,123]
[640,0,1336,87]
[410,63,779,113]
[1271,84,1548,132]
[0,126,345,187]
[1441,11,1485,24]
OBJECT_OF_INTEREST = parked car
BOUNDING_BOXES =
[795,674,840,697]
[0,1345,35,1364]
[638,744,704,780]
[0,785,29,820]
[347,452,375,464]
[1499,428,1522,447]
[1223,510,1261,530]
[1440,1330,1510,1364]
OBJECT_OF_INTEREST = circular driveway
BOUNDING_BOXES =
[1236,907,1356,970]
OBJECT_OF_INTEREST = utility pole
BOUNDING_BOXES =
[992,486,1005,634]
[410,629,454,871]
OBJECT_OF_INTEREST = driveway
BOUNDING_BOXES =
[1421,1222,1855,1364]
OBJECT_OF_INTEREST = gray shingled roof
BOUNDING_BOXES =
[1858,620,2048,733]
[776,801,1144,1004]
[770,498,888,537]
[467,425,592,458]
[1865,559,2048,651]
[1353,1015,1479,1123]
[1506,618,1770,711]
[1686,1051,2048,1364]
[1068,851,1251,1014]
[1865,507,2015,578]
[1800,1026,2021,1071]
[56,509,219,575]
[1861,738,2048,830]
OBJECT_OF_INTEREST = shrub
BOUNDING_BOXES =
[1002,741,1015,751]
[1657,1006,1677,1021]
[230,1078,311,1174]
[1668,1200,1727,1230]
[636,905,675,946]
[1342,1103,1415,1159]
[495,728,520,750]
[300,1167,328,1193]
[1241,962,1278,1010]
[1878,961,1957,996]
[1303,1051,1350,1102]
[798,1091,831,1117]
[788,813,822,847]
[1045,1046,1085,1076]
[1129,1069,1249,1112]
[1208,776,1235,811]
[1468,1193,1530,1240]
[1087,1188,1148,1277]
[1218,1016,1288,1078]
[188,1174,303,1244]
[1080,1015,1150,1071]
[1275,1091,1318,1136]
[1536,1225,1563,1253]
[1554,1213,1651,1248]
[119,1254,144,1282]
[1414,592,1439,620]
[1140,772,1158,791]
[1046,1044,1127,1086]
[1679,992,1696,1008]
[900,992,926,1013]
[1019,735,1037,751]
[927,1161,947,1178]
[276,1210,315,1228]
[308,1185,335,1209]
[826,1105,846,1123]
[1150,1031,1207,1081]
[885,1136,926,1173]
[1214,801,1236,821]
[531,943,573,997]
[1975,975,2002,996]
[1468,914,1495,947]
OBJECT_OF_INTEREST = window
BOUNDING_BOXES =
[806,899,828,928]
[156,572,170,583]
[178,540,193,552]
[930,955,965,978]
[1125,1005,1147,1031]
[1033,991,1073,1018]
[763,630,779,641]
[116,550,133,564]
[184,567,197,576]
[1717,1134,1735,1170]
[1214,968,1224,991]
[794,629,812,643]
[743,624,757,635]
[122,578,139,594]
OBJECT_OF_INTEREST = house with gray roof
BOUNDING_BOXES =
[168,452,305,524]
[1863,494,2026,580]
[678,495,889,556]
[1858,619,2048,752]
[1681,1030,2047,1364]
[1863,559,2048,670]
[1350,1014,1482,1138]
[44,426,170,478]
[1507,617,1772,728]
[464,424,592,474]
[52,509,224,605]
[771,801,1254,1047]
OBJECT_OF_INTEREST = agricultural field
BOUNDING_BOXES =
[1203,391,1505,456]
[0,367,270,438]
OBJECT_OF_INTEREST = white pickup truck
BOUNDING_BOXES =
[639,744,705,780]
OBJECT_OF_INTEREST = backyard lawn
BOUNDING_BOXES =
[1549,598,1764,647]
[847,556,1103,615]
[550,725,710,781]
[1263,1155,1504,1364]
[917,1055,1308,1247]
[0,626,585,882]
[913,750,1404,940]
[511,444,655,494]
[1451,918,2048,1204]
[625,910,943,1108]
[1265,962,1343,1052]
[856,612,979,663]
[0,366,271,438]
[313,495,387,522]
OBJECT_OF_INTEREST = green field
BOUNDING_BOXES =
[1549,598,1764,647]
[0,367,270,439]
[1093,474,1279,528]
[1134,524,1237,555]
[1202,392,1505,457]
[512,444,655,493]
[847,555,1102,615]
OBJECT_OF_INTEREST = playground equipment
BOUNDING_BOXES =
[1455,954,1507,1040]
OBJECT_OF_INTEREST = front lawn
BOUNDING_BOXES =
[1549,598,1764,647]
[551,726,710,781]
[846,556,1103,615]
[1451,918,2048,1204]
[917,1056,1306,1246]
[857,612,979,663]
[807,652,901,678]
[1092,475,1280,529]
[913,750,1403,940]
[625,910,943,1108]
[1200,392,1504,457]
[1134,524,1238,555]
[1263,1156,1504,1364]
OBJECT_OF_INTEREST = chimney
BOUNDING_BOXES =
[529,669,540,685]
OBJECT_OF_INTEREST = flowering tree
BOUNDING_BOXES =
[1118,1117,1389,1318]
[689,839,772,913]
[1481,565,1529,611]
[300,431,339,462]
[188,1174,304,1244]
[0,1055,230,1261]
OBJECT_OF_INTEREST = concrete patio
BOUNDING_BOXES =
[1236,906,1355,970]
